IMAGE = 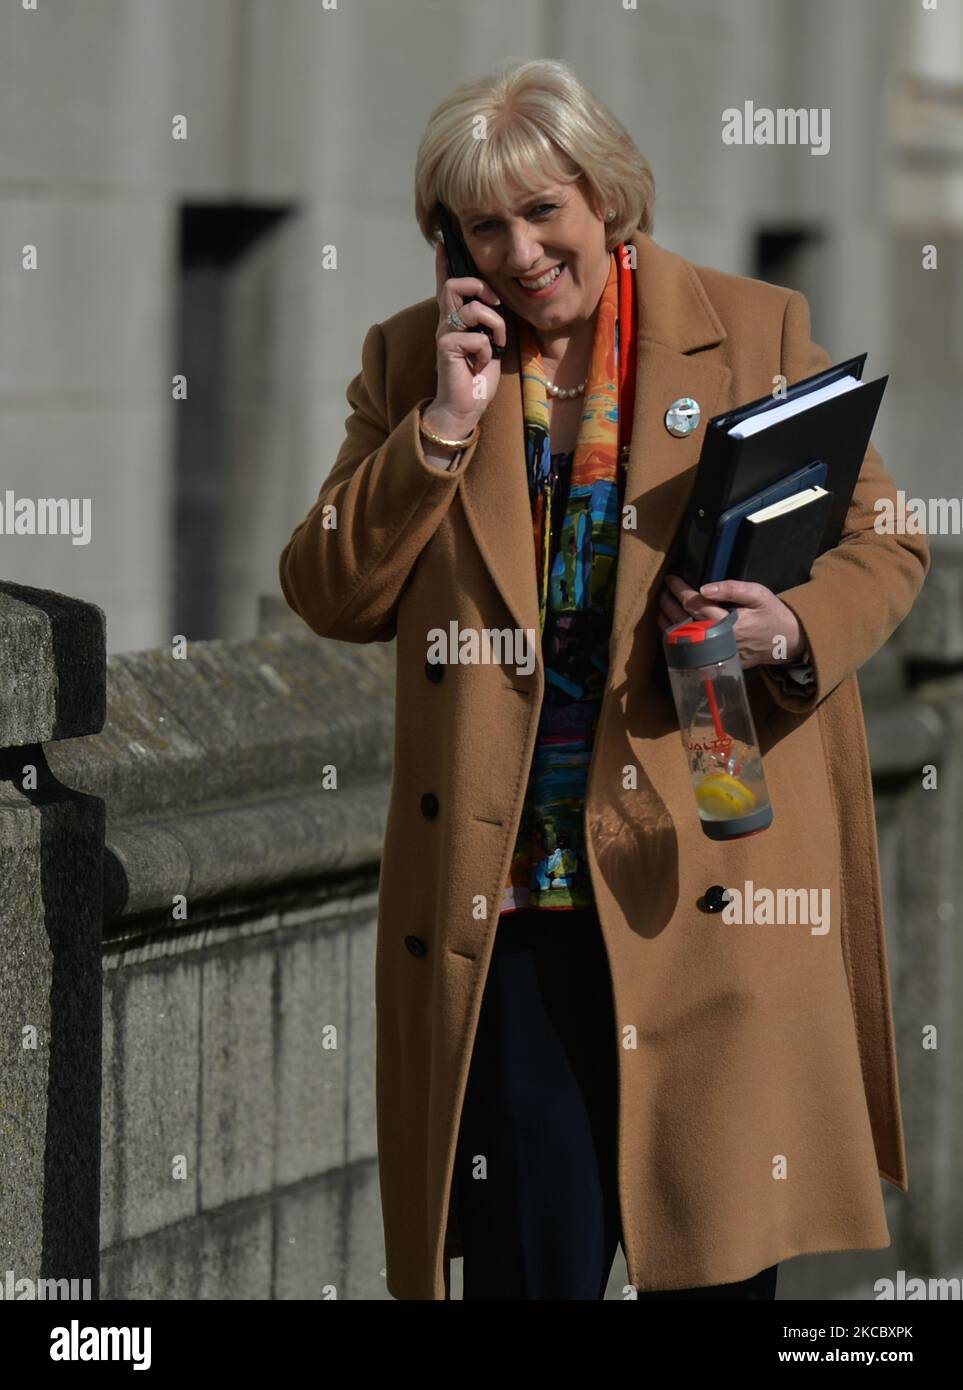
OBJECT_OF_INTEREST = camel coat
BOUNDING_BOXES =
[279,230,930,1300]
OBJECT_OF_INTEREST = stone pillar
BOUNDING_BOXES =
[0,583,106,1297]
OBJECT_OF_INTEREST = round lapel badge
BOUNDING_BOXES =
[664,396,701,437]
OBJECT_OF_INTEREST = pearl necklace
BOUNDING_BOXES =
[545,377,586,400]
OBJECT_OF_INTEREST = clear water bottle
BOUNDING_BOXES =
[663,610,773,840]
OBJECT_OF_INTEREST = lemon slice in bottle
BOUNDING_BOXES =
[695,771,757,817]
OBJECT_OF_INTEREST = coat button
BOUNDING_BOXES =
[702,884,732,913]
[405,935,427,958]
[420,792,439,819]
[425,658,444,684]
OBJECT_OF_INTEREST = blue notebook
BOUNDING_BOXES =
[703,460,828,584]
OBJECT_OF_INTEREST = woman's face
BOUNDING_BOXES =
[458,177,612,335]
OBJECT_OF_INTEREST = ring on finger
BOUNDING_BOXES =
[447,308,467,331]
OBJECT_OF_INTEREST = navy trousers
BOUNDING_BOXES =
[451,905,778,1301]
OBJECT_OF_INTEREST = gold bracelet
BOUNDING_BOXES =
[418,409,480,451]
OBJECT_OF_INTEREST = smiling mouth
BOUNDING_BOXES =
[516,262,565,291]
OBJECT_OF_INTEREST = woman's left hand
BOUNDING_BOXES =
[656,575,806,670]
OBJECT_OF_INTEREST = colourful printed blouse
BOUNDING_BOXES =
[499,446,620,914]
[496,443,818,918]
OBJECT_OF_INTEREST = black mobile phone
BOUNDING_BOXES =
[436,203,504,359]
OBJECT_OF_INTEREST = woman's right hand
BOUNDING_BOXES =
[425,240,507,438]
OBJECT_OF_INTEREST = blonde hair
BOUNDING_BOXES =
[414,58,655,253]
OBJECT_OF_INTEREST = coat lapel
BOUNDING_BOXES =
[457,231,732,665]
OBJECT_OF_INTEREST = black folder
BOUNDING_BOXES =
[671,352,888,592]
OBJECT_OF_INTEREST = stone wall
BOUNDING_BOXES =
[2,561,961,1300]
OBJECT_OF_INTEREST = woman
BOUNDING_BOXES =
[279,59,929,1301]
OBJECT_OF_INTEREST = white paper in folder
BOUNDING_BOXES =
[728,374,861,439]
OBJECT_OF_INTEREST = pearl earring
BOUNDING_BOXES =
[606,208,616,221]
